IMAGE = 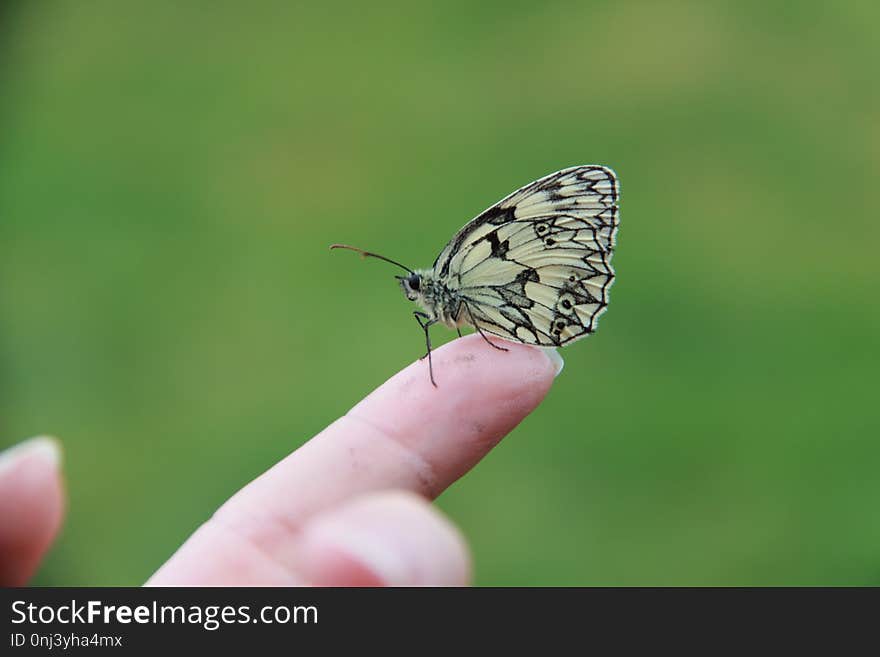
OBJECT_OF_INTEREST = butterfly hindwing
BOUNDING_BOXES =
[435,165,619,346]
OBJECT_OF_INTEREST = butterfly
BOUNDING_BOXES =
[331,165,619,386]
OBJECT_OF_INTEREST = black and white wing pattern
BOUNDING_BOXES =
[433,165,619,346]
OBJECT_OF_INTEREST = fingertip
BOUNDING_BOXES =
[432,334,559,389]
[0,436,65,585]
[0,435,62,476]
[361,334,556,409]
[343,335,556,496]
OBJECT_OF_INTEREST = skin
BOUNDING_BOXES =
[0,335,559,586]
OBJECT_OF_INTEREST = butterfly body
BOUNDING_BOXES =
[399,271,467,330]
[332,165,619,385]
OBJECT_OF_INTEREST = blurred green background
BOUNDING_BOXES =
[1,0,878,586]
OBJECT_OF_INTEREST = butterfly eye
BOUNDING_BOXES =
[408,274,421,291]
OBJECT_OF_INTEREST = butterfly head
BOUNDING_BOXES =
[398,272,423,301]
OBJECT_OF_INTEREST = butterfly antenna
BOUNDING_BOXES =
[329,244,414,274]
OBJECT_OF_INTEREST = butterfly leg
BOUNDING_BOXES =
[456,327,463,338]
[463,301,508,352]
[413,311,438,387]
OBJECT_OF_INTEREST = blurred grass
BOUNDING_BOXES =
[1,0,878,585]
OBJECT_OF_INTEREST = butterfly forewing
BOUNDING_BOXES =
[435,165,619,347]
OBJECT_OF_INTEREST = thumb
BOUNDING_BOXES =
[295,491,471,586]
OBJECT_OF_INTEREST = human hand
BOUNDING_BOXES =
[0,335,562,586]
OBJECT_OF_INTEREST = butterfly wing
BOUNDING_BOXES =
[434,165,619,346]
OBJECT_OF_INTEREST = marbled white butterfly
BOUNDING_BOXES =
[332,165,619,385]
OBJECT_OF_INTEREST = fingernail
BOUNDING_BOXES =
[541,347,565,377]
[0,436,62,477]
